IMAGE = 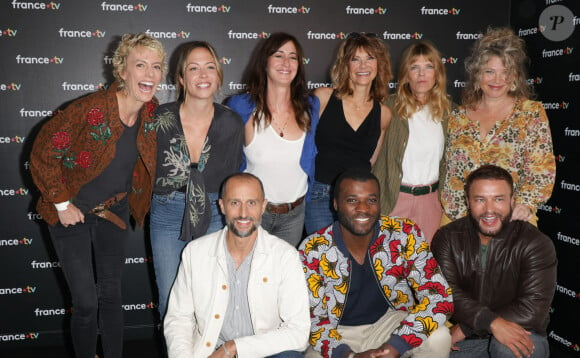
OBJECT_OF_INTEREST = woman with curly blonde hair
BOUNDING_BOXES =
[30,33,166,358]
[373,40,452,242]
[441,27,555,225]
[305,32,391,234]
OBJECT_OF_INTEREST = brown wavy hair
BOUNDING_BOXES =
[462,27,534,109]
[395,41,451,120]
[244,32,311,132]
[331,33,392,102]
[113,33,167,90]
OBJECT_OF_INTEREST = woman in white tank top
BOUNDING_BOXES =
[226,32,320,247]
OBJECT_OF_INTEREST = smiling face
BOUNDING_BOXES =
[266,41,299,87]
[478,56,514,100]
[119,45,163,104]
[180,46,219,101]
[348,47,377,87]
[219,176,267,239]
[334,178,380,237]
[467,178,514,242]
[406,55,436,103]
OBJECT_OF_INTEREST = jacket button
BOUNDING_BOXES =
[222,284,227,290]
[206,341,211,347]
[262,277,268,283]
[215,314,220,319]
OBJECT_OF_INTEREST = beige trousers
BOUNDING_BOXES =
[306,310,450,358]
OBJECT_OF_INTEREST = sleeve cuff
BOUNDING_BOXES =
[386,334,412,356]
[54,201,70,211]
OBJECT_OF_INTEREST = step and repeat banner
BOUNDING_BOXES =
[0,0,576,354]
[510,1,580,355]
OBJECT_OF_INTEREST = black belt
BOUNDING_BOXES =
[400,182,438,196]
[266,196,305,214]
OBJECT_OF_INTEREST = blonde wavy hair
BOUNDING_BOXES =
[394,41,450,121]
[112,33,167,90]
[331,33,392,102]
[462,27,534,109]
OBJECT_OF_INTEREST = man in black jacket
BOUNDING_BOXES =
[432,165,557,358]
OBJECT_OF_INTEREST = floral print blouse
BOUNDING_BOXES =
[153,101,244,240]
[441,99,556,220]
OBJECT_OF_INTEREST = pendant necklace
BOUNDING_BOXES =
[277,119,289,137]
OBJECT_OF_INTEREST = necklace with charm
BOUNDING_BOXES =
[275,118,289,137]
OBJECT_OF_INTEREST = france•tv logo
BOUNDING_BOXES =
[0,82,21,91]
[0,285,37,295]
[11,1,60,10]
[0,332,40,342]
[1,28,18,37]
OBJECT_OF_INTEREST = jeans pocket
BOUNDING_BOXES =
[152,193,170,205]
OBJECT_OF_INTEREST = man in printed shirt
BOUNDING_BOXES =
[299,169,453,358]
[432,165,557,358]
[164,173,310,358]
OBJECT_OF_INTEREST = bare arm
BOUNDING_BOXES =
[313,87,334,117]
[370,104,392,166]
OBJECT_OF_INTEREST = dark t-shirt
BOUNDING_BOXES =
[74,119,139,212]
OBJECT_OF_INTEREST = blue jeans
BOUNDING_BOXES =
[304,181,335,235]
[261,200,306,248]
[452,332,549,358]
[150,191,222,318]
[48,199,130,358]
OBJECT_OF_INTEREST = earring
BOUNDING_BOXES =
[510,82,517,91]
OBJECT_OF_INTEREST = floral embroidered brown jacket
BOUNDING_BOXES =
[30,82,157,226]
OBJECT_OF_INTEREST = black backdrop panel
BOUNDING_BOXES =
[1,0,577,354]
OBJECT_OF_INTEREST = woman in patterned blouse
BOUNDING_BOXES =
[441,27,556,225]
[150,41,244,318]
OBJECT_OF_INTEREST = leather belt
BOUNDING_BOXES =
[88,192,128,230]
[400,182,438,196]
[266,195,305,214]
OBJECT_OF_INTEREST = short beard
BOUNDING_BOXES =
[469,209,512,238]
[227,217,259,238]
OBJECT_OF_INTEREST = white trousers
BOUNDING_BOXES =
[306,310,450,358]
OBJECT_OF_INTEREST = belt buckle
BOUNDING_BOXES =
[92,204,106,213]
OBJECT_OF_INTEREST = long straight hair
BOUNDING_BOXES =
[395,41,450,121]
[244,32,311,132]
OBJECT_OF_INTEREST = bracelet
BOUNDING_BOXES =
[222,344,232,358]
[348,352,356,358]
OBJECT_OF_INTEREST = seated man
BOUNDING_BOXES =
[431,164,557,358]
[299,169,453,358]
[164,173,311,358]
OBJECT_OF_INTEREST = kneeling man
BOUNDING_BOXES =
[300,169,453,358]
[164,173,310,358]
[432,165,557,358]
